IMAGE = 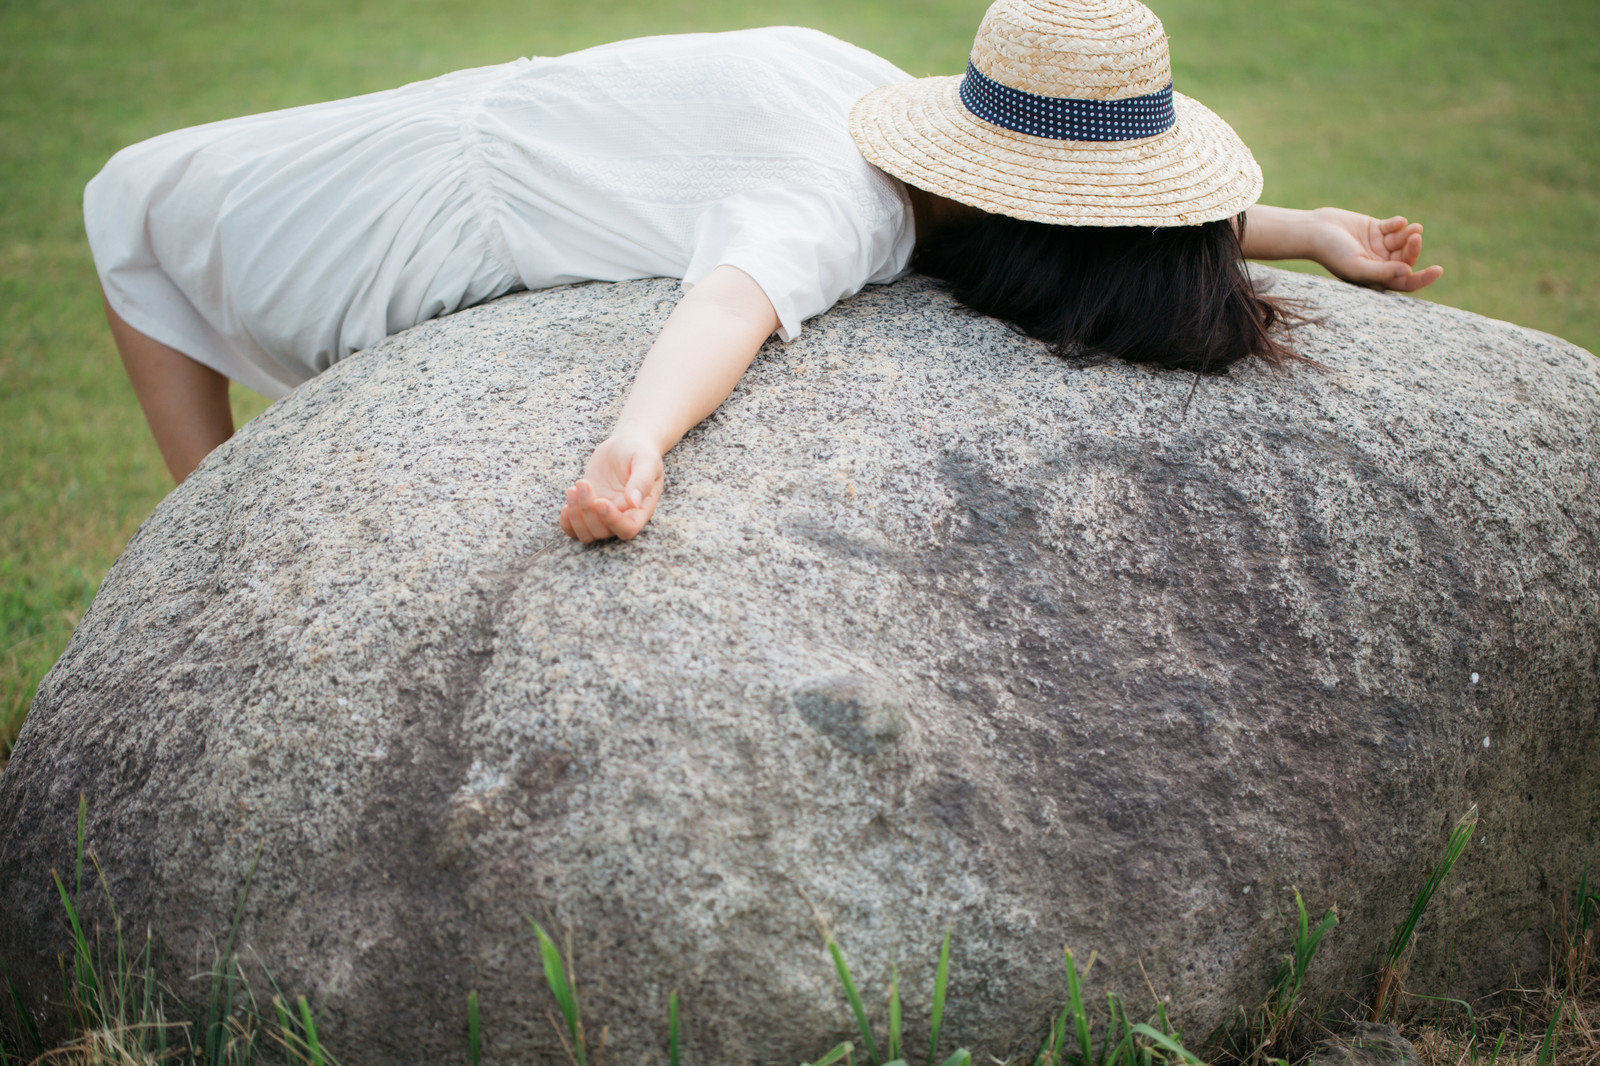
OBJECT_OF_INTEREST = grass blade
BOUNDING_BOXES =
[209,840,264,1064]
[828,938,881,1066]
[237,955,264,1065]
[1274,890,1338,1012]
[1109,992,1137,1066]
[155,990,169,1061]
[805,1041,857,1066]
[1573,864,1598,943]
[1033,1008,1063,1066]
[939,1053,973,1066]
[1486,1030,1508,1066]
[1372,806,1476,1021]
[1064,948,1092,1066]
[75,792,86,901]
[1131,1024,1206,1066]
[1405,992,1476,1048]
[298,994,325,1066]
[275,994,293,1040]
[0,962,42,1055]
[468,990,481,1066]
[1101,992,1120,1066]
[668,989,679,1066]
[928,929,952,1066]
[889,964,902,1064]
[1537,993,1565,1066]
[1388,806,1478,961]
[527,918,587,1066]
[50,869,100,1018]
[138,926,156,1054]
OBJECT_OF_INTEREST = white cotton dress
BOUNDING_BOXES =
[84,27,918,400]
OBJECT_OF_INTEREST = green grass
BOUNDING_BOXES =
[2,0,1597,758]
[1026,947,1200,1066]
[467,990,481,1066]
[820,931,975,1066]
[1372,807,1480,1025]
[529,918,594,1066]
[2,796,336,1065]
[1214,889,1339,1066]
[515,918,1208,1066]
[6,804,1599,1065]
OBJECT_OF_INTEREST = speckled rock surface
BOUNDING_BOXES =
[2,270,1598,1065]
[1310,1024,1424,1066]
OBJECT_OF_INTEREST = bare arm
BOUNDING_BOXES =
[560,264,779,542]
[1242,204,1443,292]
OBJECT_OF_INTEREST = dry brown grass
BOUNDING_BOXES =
[27,1023,186,1066]
[1404,888,1599,1066]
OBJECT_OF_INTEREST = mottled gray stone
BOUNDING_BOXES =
[792,674,907,756]
[2,270,1598,1065]
[1310,1023,1424,1066]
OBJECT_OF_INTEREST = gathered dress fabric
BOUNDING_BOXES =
[84,27,917,400]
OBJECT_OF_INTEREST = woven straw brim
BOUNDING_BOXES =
[850,75,1263,227]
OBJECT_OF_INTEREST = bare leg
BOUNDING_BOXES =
[102,290,234,484]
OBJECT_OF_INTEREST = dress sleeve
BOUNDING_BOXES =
[680,183,912,342]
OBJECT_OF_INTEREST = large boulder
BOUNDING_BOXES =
[2,271,1597,1065]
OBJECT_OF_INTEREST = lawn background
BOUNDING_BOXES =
[2,0,1596,762]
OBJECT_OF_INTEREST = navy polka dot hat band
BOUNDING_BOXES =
[849,0,1264,227]
[959,61,1176,142]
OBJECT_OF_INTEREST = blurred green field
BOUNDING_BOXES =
[2,0,1596,761]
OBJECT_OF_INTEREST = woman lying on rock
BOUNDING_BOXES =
[87,0,1440,542]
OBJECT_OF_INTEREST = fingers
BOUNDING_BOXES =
[1332,251,1436,290]
[563,481,611,542]
[1335,254,1404,287]
[559,478,657,542]
[1355,259,1443,291]
[1399,230,1422,266]
[1383,263,1444,292]
[1371,216,1424,258]
[623,464,653,509]
[1382,221,1420,251]
[1357,214,1439,290]
[591,497,650,540]
[560,501,609,543]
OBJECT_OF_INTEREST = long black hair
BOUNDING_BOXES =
[913,212,1309,374]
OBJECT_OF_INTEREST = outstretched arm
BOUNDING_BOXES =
[1242,204,1444,293]
[560,264,779,543]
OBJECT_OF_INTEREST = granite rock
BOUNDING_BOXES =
[1309,1024,1425,1066]
[2,270,1598,1064]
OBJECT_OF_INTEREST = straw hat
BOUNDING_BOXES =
[849,0,1263,227]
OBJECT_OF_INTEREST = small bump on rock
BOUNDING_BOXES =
[1309,1023,1424,1066]
[791,674,907,756]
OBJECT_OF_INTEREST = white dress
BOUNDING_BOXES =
[84,27,917,400]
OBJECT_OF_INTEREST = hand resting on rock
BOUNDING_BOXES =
[561,205,1442,544]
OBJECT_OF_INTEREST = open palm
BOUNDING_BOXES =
[1311,208,1443,292]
